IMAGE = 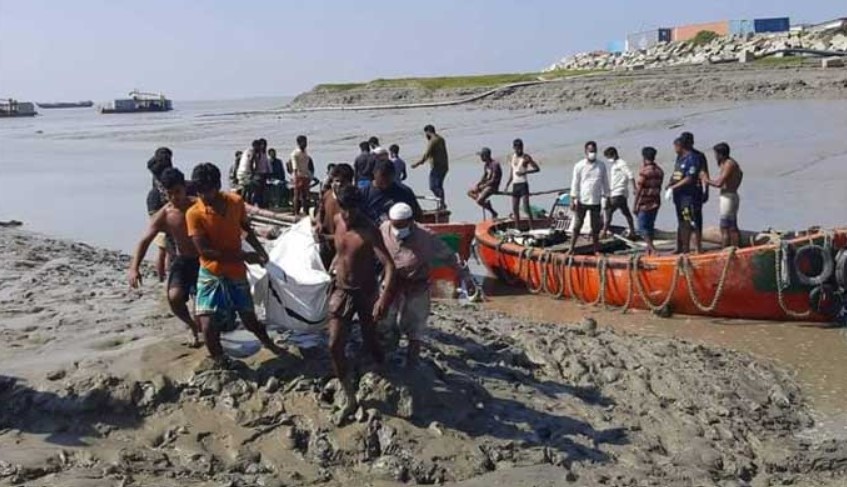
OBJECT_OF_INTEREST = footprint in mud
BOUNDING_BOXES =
[91,337,127,351]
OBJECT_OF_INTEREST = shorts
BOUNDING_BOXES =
[195,267,255,332]
[575,203,603,235]
[167,256,200,301]
[606,195,631,214]
[719,193,740,229]
[154,232,168,249]
[328,282,377,324]
[675,196,703,231]
[382,288,431,342]
[294,176,310,192]
[637,209,658,238]
[429,170,447,196]
[512,182,529,198]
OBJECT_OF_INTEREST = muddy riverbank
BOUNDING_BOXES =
[2,228,847,486]
[288,64,847,112]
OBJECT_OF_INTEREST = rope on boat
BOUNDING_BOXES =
[774,237,813,318]
[619,254,636,313]
[680,247,737,313]
[631,254,683,312]
[584,256,608,307]
[521,248,545,294]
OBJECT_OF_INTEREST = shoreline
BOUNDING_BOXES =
[2,227,847,486]
[287,63,847,113]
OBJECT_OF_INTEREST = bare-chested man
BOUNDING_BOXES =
[706,142,744,248]
[314,163,354,269]
[129,167,202,346]
[328,185,395,420]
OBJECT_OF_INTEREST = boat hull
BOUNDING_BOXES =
[475,220,847,322]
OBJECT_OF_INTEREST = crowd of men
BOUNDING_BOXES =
[128,125,742,421]
[128,124,469,421]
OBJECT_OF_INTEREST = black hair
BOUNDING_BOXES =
[296,135,307,145]
[585,140,597,151]
[373,159,396,177]
[713,142,731,159]
[159,167,186,190]
[368,136,380,147]
[359,141,371,151]
[604,147,619,159]
[680,132,694,147]
[389,144,400,154]
[259,138,267,145]
[512,138,524,147]
[423,124,435,134]
[268,148,276,155]
[336,184,361,210]
[327,163,337,170]
[191,162,222,192]
[331,163,355,182]
[673,137,684,147]
[252,139,262,149]
[154,147,172,159]
[147,157,173,180]
[642,146,657,161]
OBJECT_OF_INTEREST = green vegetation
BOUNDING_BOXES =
[692,30,719,46]
[314,69,597,93]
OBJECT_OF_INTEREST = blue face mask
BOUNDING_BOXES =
[392,226,412,240]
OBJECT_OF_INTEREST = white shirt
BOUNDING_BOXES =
[510,153,532,184]
[236,148,254,184]
[570,158,610,205]
[290,148,312,178]
[608,158,635,198]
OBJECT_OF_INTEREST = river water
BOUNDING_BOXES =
[1,97,846,432]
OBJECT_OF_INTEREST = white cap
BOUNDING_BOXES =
[373,146,389,156]
[389,202,414,221]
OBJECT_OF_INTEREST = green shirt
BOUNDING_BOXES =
[421,134,449,174]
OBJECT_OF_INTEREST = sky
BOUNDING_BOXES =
[1,0,844,101]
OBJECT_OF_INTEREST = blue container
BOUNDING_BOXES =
[730,19,754,36]
[754,17,790,33]
[658,28,672,43]
[606,40,625,53]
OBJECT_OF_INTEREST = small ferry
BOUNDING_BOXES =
[99,90,173,114]
[37,101,94,109]
[0,99,37,117]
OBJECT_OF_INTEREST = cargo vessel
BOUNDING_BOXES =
[37,101,94,109]
[0,99,37,118]
[99,90,173,114]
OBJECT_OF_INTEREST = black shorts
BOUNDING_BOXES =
[512,182,529,197]
[575,203,603,235]
[675,196,703,231]
[168,256,200,301]
[605,195,633,218]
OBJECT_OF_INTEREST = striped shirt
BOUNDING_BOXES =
[634,162,665,212]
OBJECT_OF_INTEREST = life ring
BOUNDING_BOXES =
[808,284,843,318]
[836,249,847,291]
[793,244,834,287]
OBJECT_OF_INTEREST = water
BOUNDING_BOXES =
[2,98,846,252]
[2,97,846,431]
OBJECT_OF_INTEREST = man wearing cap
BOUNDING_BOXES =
[467,147,502,219]
[379,202,471,368]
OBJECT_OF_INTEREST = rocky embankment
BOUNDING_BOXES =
[547,30,847,72]
[2,228,847,486]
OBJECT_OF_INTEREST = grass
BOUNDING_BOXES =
[313,69,598,93]
[753,56,807,66]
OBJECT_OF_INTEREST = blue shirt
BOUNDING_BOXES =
[361,182,423,224]
[391,156,408,181]
[672,153,702,200]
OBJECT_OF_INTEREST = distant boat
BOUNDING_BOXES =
[0,99,37,117]
[99,90,173,114]
[37,100,94,109]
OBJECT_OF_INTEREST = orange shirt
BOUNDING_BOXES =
[186,192,247,279]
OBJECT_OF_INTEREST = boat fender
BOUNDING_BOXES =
[835,249,847,291]
[793,244,834,287]
[808,284,844,318]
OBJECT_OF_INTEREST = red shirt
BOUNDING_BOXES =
[635,162,664,213]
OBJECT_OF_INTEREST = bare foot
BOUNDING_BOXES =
[332,378,358,426]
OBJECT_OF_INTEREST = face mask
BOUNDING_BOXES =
[392,226,412,240]
[608,157,616,163]
[587,152,597,162]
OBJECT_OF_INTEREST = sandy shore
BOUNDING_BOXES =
[288,64,847,112]
[2,228,847,486]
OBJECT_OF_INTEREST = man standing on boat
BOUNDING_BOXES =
[633,147,664,255]
[602,146,637,238]
[354,141,375,190]
[379,202,471,369]
[412,125,449,210]
[289,135,313,217]
[706,142,743,248]
[389,144,408,182]
[681,132,708,249]
[467,147,501,220]
[237,140,261,205]
[186,162,284,366]
[504,139,540,231]
[569,141,610,254]
[668,138,703,254]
